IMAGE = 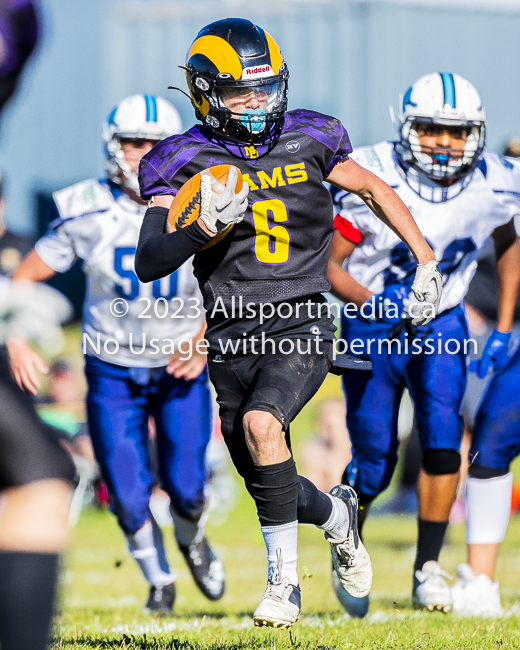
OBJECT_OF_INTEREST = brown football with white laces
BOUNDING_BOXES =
[165,164,244,247]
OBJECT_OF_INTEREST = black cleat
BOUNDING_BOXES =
[178,537,225,601]
[143,581,176,615]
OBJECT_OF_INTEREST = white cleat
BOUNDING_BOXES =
[452,564,503,618]
[253,549,301,629]
[326,485,373,599]
[332,569,370,618]
[413,560,453,613]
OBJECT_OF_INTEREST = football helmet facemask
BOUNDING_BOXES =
[103,94,182,193]
[395,73,485,186]
[184,18,289,146]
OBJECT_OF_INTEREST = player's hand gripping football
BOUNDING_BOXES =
[410,261,443,326]
[199,166,249,235]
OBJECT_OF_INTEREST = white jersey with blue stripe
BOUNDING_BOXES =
[332,141,520,316]
[35,178,203,367]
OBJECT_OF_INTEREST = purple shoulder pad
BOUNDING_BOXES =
[284,109,352,175]
[138,126,211,200]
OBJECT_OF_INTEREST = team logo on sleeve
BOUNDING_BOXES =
[285,141,300,153]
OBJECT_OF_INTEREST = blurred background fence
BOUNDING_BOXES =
[3,0,520,238]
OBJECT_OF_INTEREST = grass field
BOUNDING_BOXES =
[55,502,520,649]
[49,334,520,648]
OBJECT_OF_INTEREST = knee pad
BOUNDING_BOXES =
[468,464,509,480]
[422,449,461,475]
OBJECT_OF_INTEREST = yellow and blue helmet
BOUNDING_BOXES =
[185,18,289,146]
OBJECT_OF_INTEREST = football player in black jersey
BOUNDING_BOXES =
[135,18,442,628]
[0,2,75,650]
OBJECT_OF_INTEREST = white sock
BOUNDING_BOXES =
[150,514,170,575]
[171,508,207,547]
[466,473,512,544]
[261,521,299,586]
[319,493,350,539]
[126,520,174,586]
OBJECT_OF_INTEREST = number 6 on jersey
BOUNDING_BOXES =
[251,198,291,265]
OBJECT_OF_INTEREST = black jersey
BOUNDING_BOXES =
[139,109,352,313]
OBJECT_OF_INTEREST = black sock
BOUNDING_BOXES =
[339,467,372,541]
[357,500,372,542]
[414,519,449,572]
[297,475,333,525]
[0,552,59,650]
[251,458,299,526]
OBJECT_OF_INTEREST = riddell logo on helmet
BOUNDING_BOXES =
[242,65,274,80]
[246,66,270,75]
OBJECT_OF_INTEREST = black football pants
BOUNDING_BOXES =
[208,342,334,526]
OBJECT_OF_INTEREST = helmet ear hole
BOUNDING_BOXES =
[195,77,210,92]
[206,116,220,128]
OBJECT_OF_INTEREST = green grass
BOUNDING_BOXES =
[51,331,520,648]
[54,492,520,649]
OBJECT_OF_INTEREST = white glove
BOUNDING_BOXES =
[410,260,443,326]
[199,166,249,234]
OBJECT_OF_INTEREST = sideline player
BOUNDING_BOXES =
[8,94,225,614]
[451,332,520,616]
[134,19,442,628]
[328,72,520,616]
[0,3,76,650]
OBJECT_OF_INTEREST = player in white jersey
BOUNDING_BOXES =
[8,94,225,614]
[328,73,520,616]
[450,331,520,617]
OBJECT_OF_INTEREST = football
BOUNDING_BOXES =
[166,164,244,247]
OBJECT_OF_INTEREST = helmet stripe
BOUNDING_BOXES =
[144,95,157,122]
[107,106,117,125]
[188,35,243,80]
[439,72,456,109]
[403,86,417,111]
[264,30,283,74]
